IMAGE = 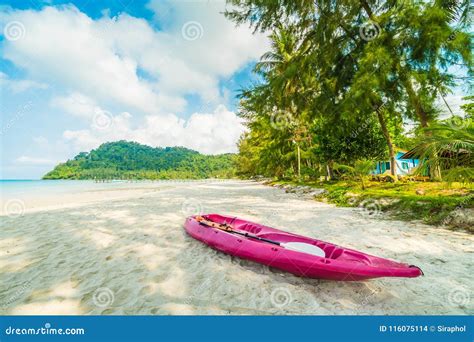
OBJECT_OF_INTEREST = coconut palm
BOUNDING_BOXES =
[334,160,375,190]
[412,120,473,183]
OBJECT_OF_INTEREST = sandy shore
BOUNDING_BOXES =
[1,180,472,315]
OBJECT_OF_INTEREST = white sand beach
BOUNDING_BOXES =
[0,180,472,315]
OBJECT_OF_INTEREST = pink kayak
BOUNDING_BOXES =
[184,214,423,281]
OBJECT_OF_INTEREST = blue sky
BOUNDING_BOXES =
[0,0,268,179]
[0,1,471,179]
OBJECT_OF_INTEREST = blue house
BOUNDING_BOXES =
[371,151,419,176]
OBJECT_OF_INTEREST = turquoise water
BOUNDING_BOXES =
[0,179,134,201]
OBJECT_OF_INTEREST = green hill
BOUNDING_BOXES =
[43,141,236,179]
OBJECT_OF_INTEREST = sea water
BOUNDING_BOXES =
[0,179,144,202]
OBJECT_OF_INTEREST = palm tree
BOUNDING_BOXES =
[238,25,314,179]
[334,160,375,190]
[412,121,473,183]
[254,24,313,114]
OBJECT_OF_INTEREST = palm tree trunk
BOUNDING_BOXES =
[326,160,335,181]
[358,1,398,180]
[404,78,442,179]
[404,78,430,128]
[375,108,397,179]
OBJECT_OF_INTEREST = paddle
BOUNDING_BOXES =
[196,216,326,258]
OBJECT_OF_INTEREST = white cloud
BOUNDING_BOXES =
[15,156,56,165]
[32,136,48,144]
[0,4,267,115]
[63,105,246,154]
[0,71,48,93]
[437,93,468,118]
[50,92,98,118]
[147,0,266,76]
[1,6,165,114]
[0,3,265,161]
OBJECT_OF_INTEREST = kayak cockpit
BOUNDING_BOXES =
[207,214,370,262]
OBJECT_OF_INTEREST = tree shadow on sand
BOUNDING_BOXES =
[1,184,471,315]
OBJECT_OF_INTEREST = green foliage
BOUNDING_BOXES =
[386,196,473,232]
[323,188,352,206]
[312,116,388,164]
[460,95,474,119]
[319,180,473,230]
[334,160,375,190]
[227,0,472,182]
[412,121,474,182]
[43,141,236,180]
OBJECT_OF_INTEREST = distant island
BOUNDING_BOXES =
[43,141,236,180]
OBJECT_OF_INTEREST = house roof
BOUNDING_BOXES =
[400,148,418,159]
